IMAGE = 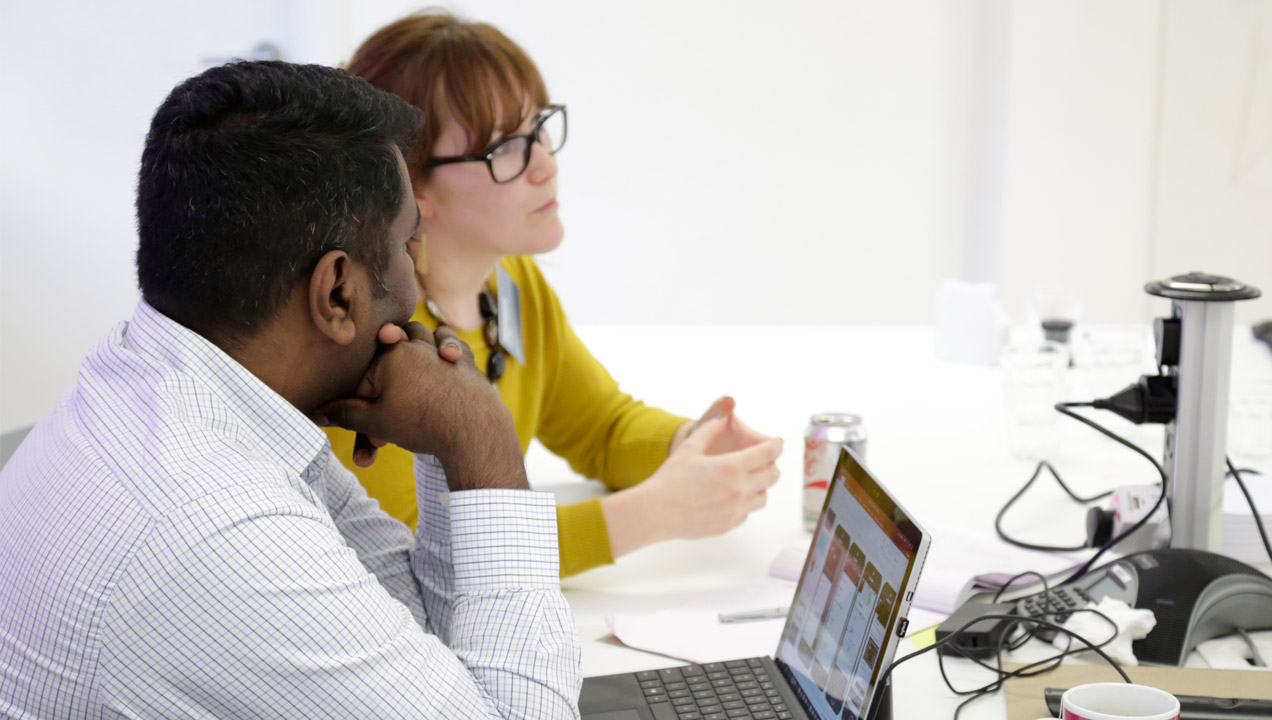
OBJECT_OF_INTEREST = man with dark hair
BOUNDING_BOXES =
[0,62,580,718]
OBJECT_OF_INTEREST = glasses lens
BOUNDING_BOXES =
[539,108,566,154]
[489,135,529,183]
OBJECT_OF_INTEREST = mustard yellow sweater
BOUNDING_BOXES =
[326,256,687,576]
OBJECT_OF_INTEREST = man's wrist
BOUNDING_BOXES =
[439,434,529,492]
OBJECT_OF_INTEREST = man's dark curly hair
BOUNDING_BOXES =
[135,61,423,342]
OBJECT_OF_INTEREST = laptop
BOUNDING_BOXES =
[580,448,931,720]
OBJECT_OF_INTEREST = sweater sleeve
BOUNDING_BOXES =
[555,500,613,578]
[527,262,688,491]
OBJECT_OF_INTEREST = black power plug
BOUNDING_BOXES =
[934,602,1018,659]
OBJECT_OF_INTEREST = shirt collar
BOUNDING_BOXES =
[124,300,329,483]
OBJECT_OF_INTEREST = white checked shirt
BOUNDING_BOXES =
[0,301,581,719]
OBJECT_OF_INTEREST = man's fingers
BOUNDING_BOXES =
[377,323,407,345]
[401,321,435,344]
[432,326,467,364]
[312,397,373,434]
[353,432,379,467]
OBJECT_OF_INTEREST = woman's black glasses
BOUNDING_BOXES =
[425,104,567,184]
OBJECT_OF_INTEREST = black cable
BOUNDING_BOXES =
[991,571,1050,650]
[995,461,1112,552]
[936,607,1119,693]
[1054,402,1169,584]
[937,607,1121,720]
[991,570,1049,603]
[1227,457,1272,565]
[875,612,1130,717]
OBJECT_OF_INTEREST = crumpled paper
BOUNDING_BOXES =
[1051,596,1156,666]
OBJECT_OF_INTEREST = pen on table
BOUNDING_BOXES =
[718,606,790,623]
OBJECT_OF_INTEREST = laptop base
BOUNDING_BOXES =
[579,658,893,720]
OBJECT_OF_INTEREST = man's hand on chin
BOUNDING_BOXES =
[312,321,529,492]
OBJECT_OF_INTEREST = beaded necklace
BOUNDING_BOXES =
[422,285,507,382]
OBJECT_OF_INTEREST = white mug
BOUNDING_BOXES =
[1056,683,1180,720]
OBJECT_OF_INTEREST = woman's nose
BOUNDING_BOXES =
[525,139,557,185]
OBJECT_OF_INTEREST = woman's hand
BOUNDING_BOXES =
[603,414,784,556]
[670,396,771,456]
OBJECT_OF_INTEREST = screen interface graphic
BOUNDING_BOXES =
[777,453,919,720]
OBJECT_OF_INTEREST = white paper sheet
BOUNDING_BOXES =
[605,580,797,664]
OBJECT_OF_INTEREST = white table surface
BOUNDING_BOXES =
[526,325,1272,719]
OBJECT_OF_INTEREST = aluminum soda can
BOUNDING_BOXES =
[803,413,867,531]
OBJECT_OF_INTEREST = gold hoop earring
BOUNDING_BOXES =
[415,231,429,275]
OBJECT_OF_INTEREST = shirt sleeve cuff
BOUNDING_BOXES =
[449,489,560,591]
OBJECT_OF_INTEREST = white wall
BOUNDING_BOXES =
[2,0,1270,434]
[1151,0,1272,316]
[994,0,1270,326]
[345,0,983,328]
[996,0,1162,323]
[0,0,296,433]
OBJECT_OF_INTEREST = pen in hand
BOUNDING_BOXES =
[718,606,790,623]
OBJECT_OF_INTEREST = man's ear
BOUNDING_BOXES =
[308,249,360,346]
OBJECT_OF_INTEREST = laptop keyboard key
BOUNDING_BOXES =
[699,705,722,714]
[704,715,727,720]
[666,681,687,691]
[722,701,746,710]
[702,663,726,672]
[676,712,702,720]
[726,710,750,718]
[637,671,660,681]
[660,668,685,682]
[746,658,764,667]
[717,692,740,702]
[751,711,776,719]
[682,665,706,677]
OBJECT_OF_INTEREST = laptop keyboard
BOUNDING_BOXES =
[635,658,795,720]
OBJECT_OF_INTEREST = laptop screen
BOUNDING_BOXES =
[775,449,926,720]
